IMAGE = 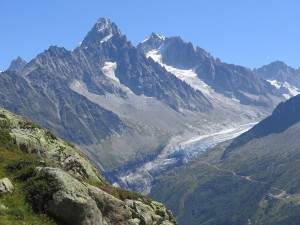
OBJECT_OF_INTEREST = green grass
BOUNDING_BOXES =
[0,128,56,225]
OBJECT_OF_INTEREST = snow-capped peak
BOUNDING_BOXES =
[96,18,113,32]
[93,18,122,37]
[81,18,125,46]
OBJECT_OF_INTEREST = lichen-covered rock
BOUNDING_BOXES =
[0,108,104,184]
[0,178,14,195]
[38,167,177,225]
[0,108,177,225]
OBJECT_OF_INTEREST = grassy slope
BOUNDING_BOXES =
[0,129,55,225]
[150,123,300,225]
[0,121,173,224]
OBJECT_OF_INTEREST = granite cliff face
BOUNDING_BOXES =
[0,107,177,224]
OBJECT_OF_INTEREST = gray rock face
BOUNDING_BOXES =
[39,167,177,225]
[196,62,280,106]
[0,178,14,195]
[8,56,27,72]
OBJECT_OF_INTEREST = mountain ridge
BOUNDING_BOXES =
[138,32,282,107]
[0,17,284,174]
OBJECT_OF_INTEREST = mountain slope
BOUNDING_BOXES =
[225,94,300,152]
[0,107,177,224]
[150,95,300,225]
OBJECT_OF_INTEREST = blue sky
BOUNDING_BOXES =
[1,0,300,71]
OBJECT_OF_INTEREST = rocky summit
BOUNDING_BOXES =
[7,56,27,72]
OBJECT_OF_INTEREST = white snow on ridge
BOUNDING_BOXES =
[283,81,300,96]
[146,50,212,96]
[267,79,300,99]
[102,62,119,82]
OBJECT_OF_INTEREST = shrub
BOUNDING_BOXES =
[0,129,17,151]
[5,158,41,181]
[23,171,61,213]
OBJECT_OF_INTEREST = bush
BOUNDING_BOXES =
[5,158,40,181]
[0,129,17,151]
[23,171,61,213]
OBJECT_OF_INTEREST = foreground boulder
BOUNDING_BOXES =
[38,167,176,225]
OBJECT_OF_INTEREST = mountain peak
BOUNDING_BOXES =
[81,18,124,47]
[8,56,27,72]
[95,18,114,32]
[142,32,165,43]
[138,32,166,54]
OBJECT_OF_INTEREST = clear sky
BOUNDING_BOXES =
[1,0,300,71]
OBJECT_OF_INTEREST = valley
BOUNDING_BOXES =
[107,122,256,194]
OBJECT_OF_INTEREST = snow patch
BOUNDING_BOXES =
[102,62,119,82]
[267,80,281,89]
[71,62,132,96]
[283,82,300,96]
[267,79,300,99]
[100,33,113,43]
[146,50,213,97]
